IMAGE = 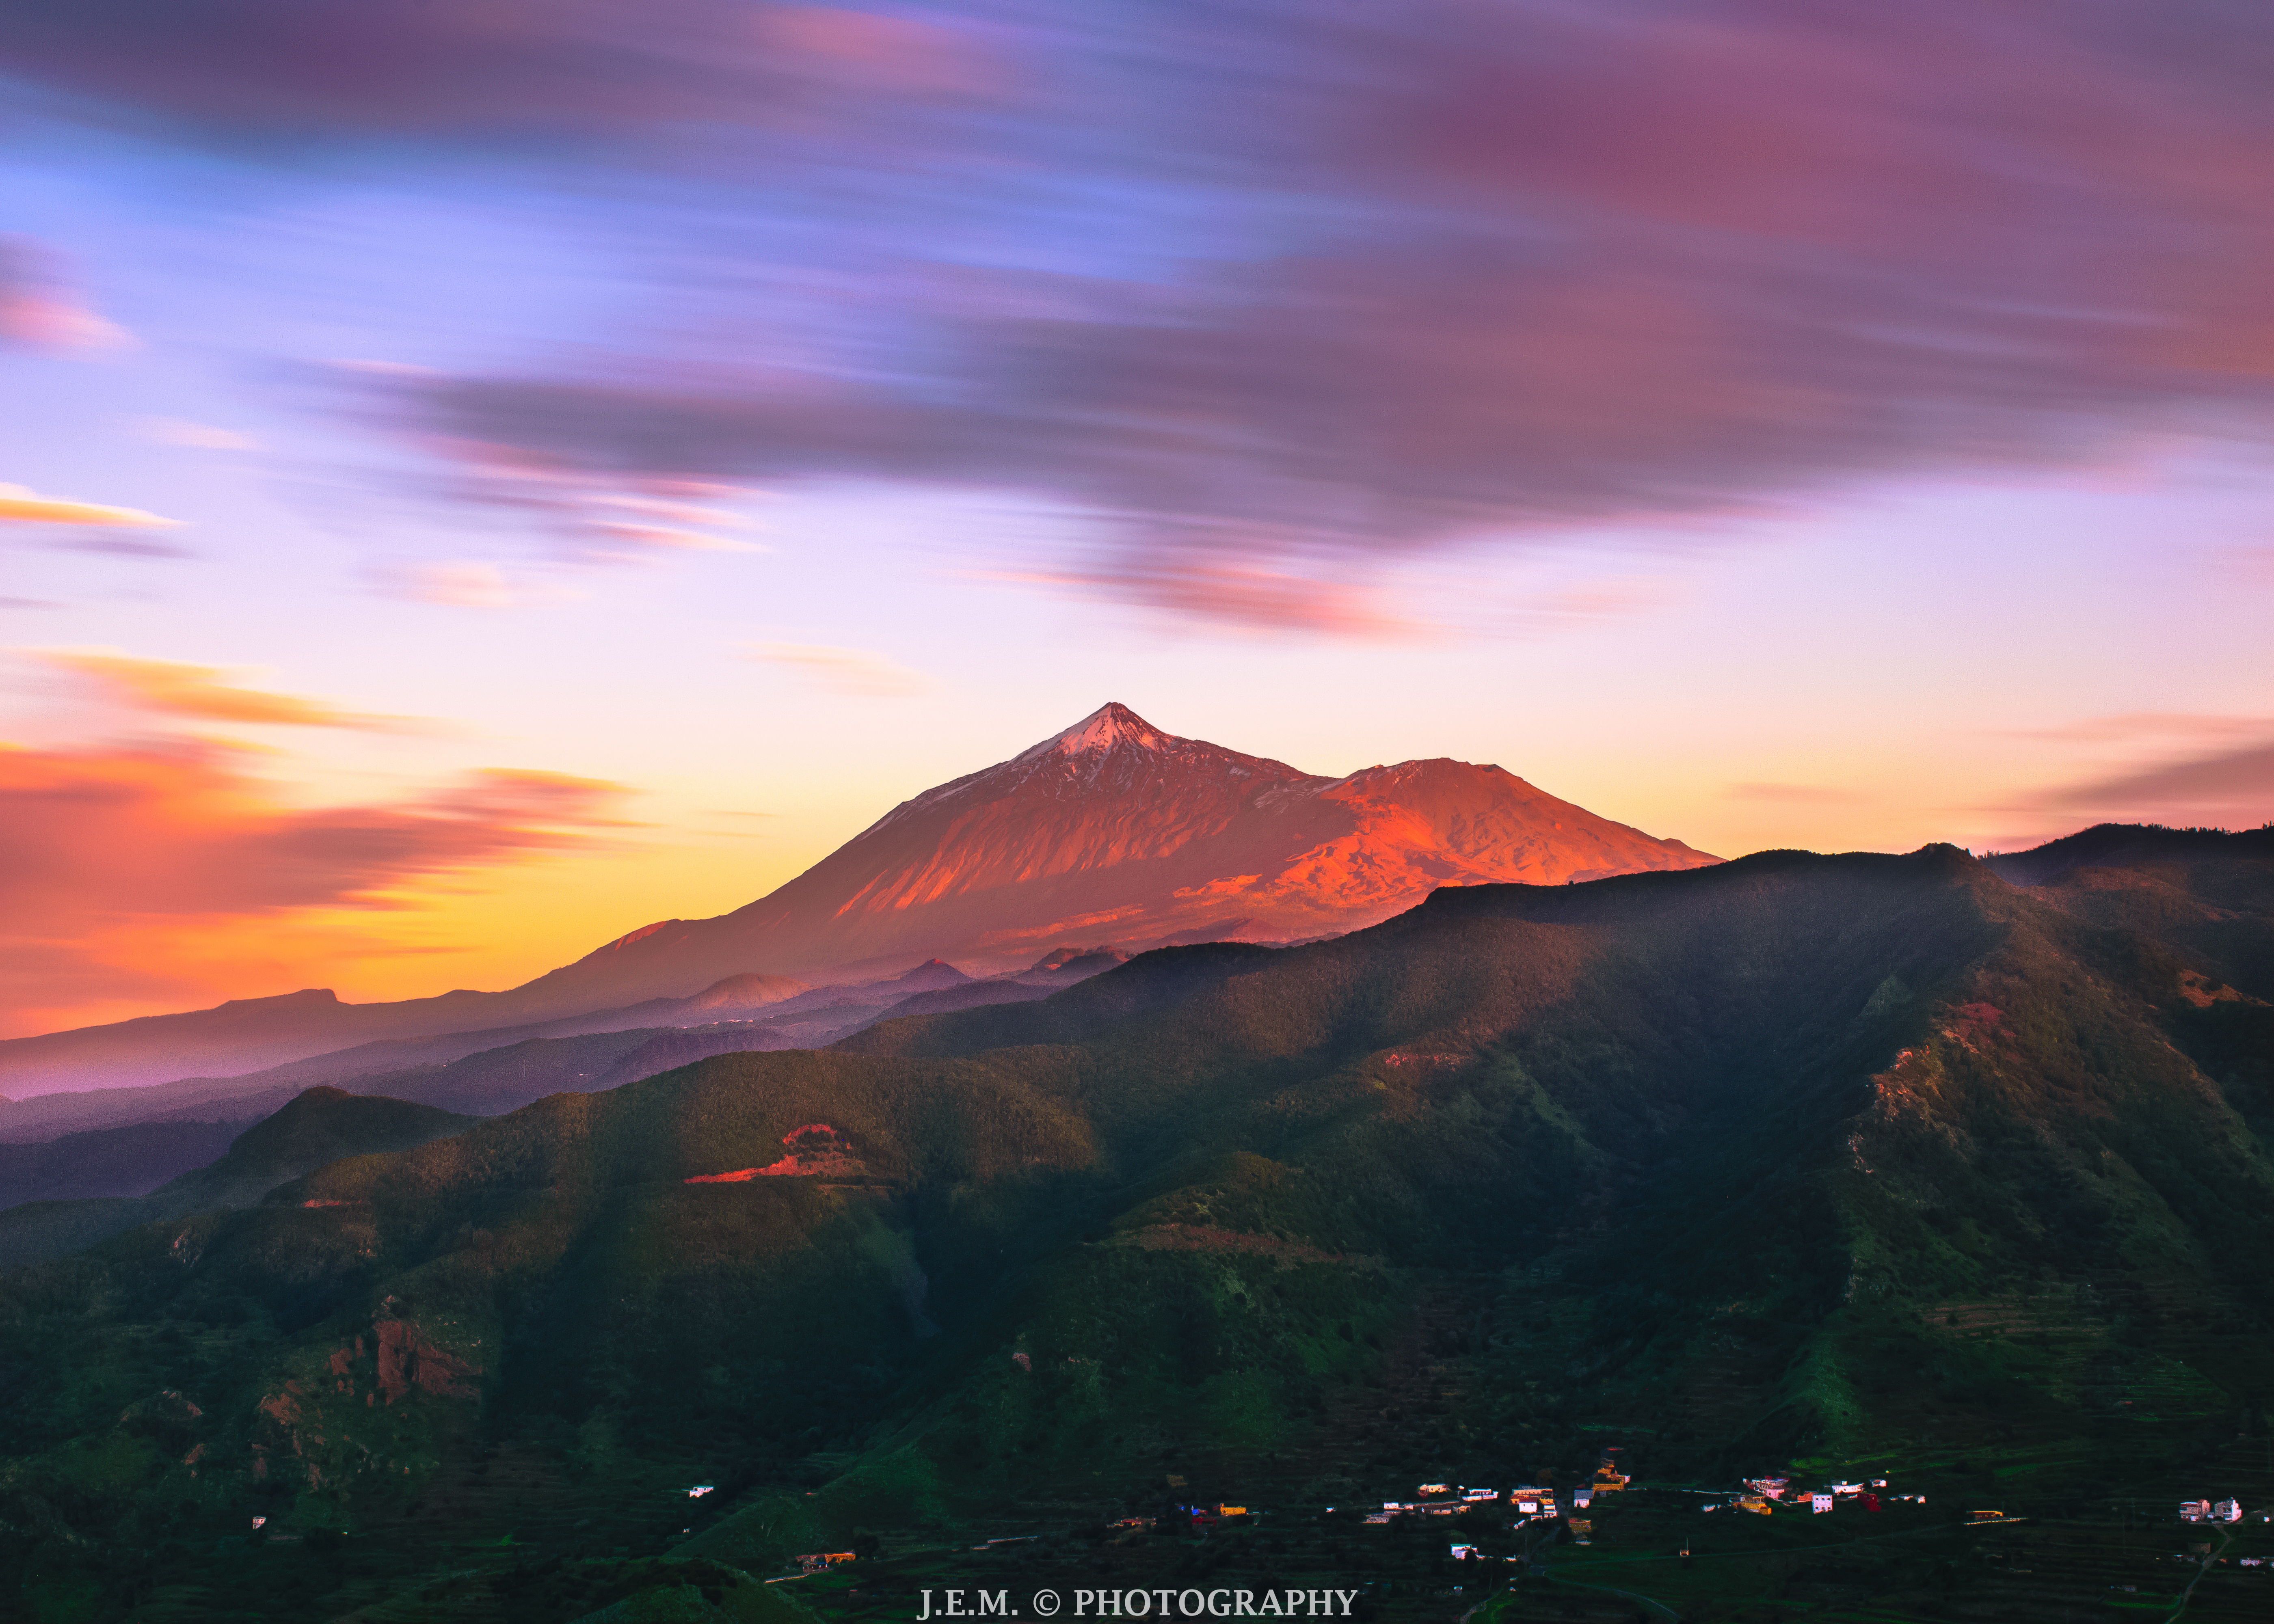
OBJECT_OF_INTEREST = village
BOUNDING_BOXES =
[776,1457,2270,1606]
[788,1454,2266,1574]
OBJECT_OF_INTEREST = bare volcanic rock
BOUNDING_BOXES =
[509,702,1720,1007]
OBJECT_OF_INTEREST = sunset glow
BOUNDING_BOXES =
[3,1,2271,1038]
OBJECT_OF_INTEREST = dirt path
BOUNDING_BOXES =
[2159,1529,2232,1624]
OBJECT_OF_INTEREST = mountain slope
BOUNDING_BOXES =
[510,702,1718,1010]
[6,846,2272,1620]
[1987,821,2274,999]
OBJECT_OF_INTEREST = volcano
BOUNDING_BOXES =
[507,702,1720,1010]
[0,704,1716,1095]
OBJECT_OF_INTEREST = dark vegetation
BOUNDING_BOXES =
[3,829,2272,1622]
[0,1118,249,1208]
[0,1089,476,1268]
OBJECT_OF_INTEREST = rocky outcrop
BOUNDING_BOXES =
[250,1309,484,1489]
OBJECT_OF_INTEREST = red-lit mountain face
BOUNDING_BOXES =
[512,704,1720,1009]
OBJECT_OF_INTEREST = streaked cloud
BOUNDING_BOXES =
[0,739,633,1034]
[45,533,195,560]
[0,236,132,351]
[138,417,259,451]
[29,650,434,732]
[265,0,2273,633]
[586,520,765,553]
[992,553,1427,640]
[22,4,2217,633]
[385,424,772,564]
[741,641,932,697]
[0,483,177,527]
[1726,783,1861,805]
[378,561,588,609]
[0,0,996,140]
[2002,713,2272,745]
[2023,732,2274,827]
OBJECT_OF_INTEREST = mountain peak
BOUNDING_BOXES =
[1033,702,1173,757]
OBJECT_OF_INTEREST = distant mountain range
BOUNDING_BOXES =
[0,952,1120,1144]
[0,704,1716,1097]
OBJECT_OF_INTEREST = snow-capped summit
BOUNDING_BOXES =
[1034,702,1173,757]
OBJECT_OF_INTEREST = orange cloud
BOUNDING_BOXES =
[0,739,633,1037]
[31,650,432,732]
[0,483,176,527]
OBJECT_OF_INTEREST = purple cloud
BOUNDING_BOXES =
[2030,736,2274,826]
[22,2,2273,631]
[0,1,998,138]
[0,236,131,350]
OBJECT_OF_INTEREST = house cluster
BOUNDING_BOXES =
[1167,1503,1252,1528]
[793,1552,857,1573]
[1360,1460,1634,1531]
[1362,1483,1507,1525]
[2179,1499,2244,1523]
[1714,1476,1898,1516]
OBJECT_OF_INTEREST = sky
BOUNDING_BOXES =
[2,0,2272,1039]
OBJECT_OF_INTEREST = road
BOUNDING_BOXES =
[2160,1529,2232,1624]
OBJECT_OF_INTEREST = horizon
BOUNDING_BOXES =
[4,3,2272,1037]
[5,794,2262,1056]
[1,681,2267,1041]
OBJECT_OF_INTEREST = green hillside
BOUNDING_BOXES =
[4,838,2272,1622]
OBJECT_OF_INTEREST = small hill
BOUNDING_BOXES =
[148,1087,478,1212]
[672,973,810,1013]
[0,1087,478,1268]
